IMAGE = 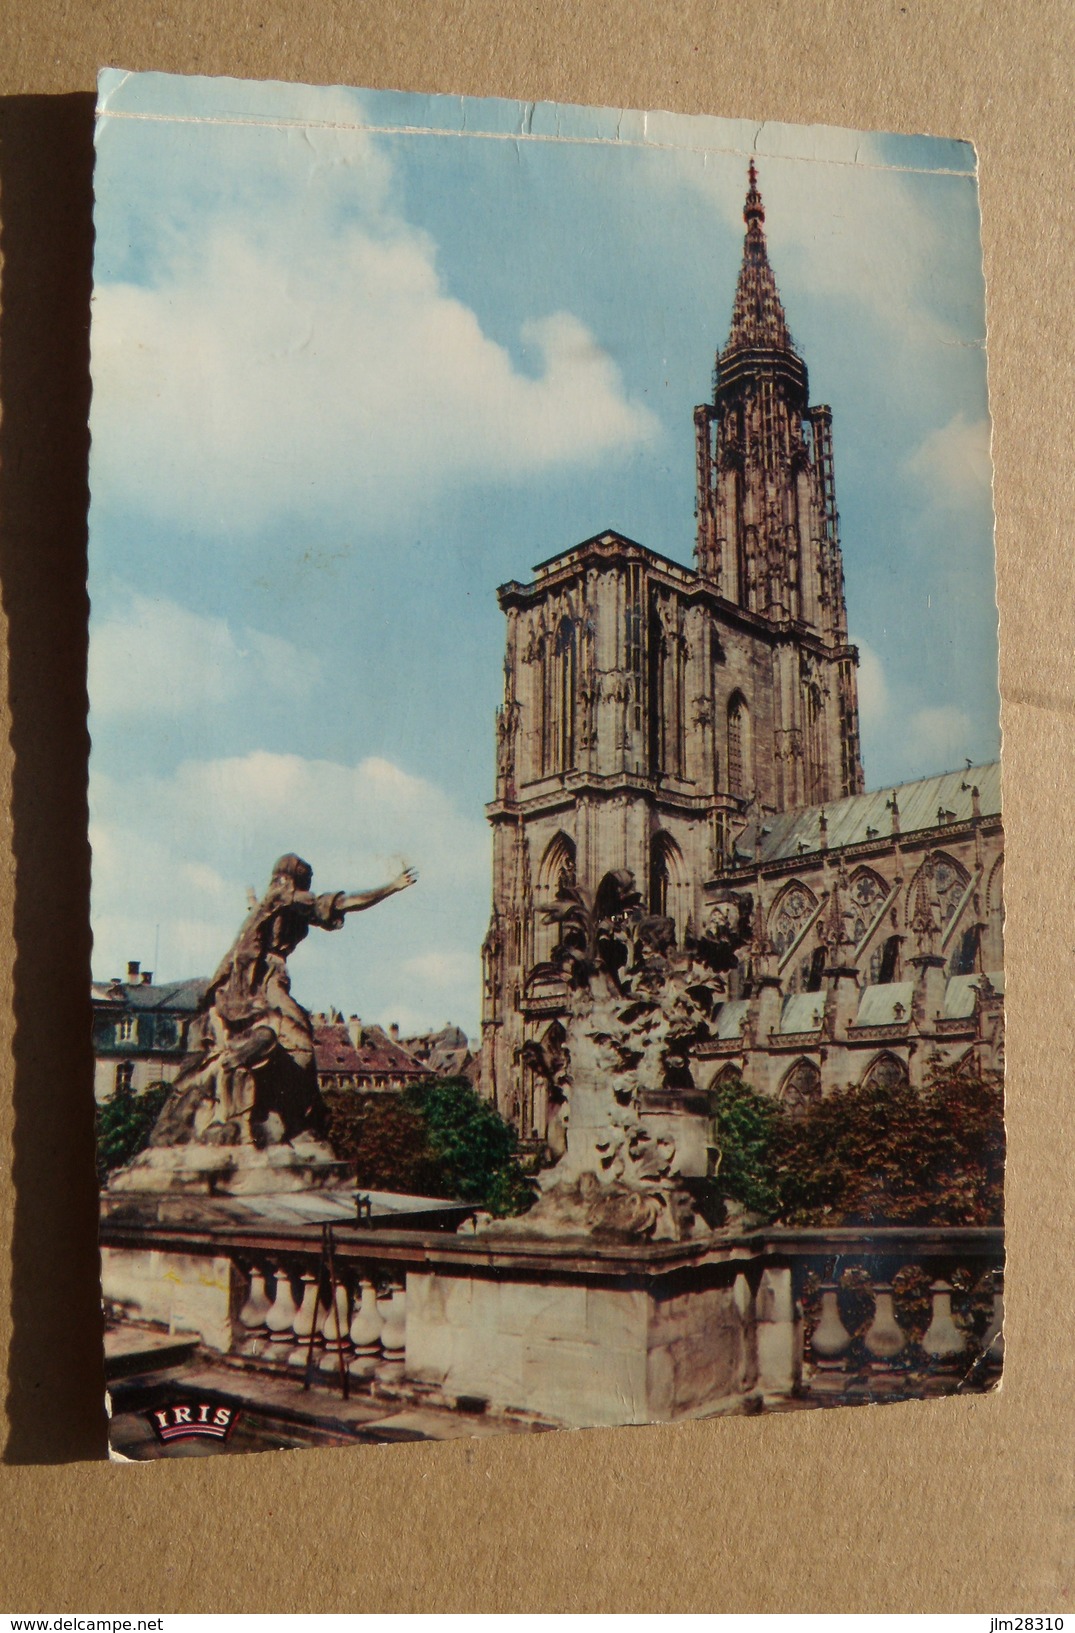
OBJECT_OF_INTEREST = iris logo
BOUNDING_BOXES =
[147,1400,238,1445]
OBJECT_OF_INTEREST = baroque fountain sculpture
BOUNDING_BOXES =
[503,870,753,1242]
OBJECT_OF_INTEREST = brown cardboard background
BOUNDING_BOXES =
[0,0,1072,1610]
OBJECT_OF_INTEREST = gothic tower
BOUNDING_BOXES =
[694,160,863,805]
[481,164,865,1133]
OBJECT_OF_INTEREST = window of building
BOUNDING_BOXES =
[848,867,887,944]
[802,945,826,992]
[116,1015,136,1044]
[554,615,576,773]
[114,1061,135,1095]
[950,924,981,976]
[727,693,748,798]
[768,882,817,957]
[649,841,668,918]
[780,1058,822,1119]
[860,1052,908,1093]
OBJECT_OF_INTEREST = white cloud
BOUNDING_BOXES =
[906,413,993,509]
[89,589,319,718]
[90,751,490,1032]
[901,704,975,771]
[852,638,993,784]
[401,949,475,988]
[89,167,658,536]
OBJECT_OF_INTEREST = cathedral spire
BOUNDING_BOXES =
[722,161,796,358]
[692,157,864,803]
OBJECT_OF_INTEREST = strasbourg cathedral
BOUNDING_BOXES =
[480,163,1003,1160]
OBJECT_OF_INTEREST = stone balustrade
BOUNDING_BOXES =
[101,1217,1003,1421]
[775,1227,1004,1393]
[232,1253,408,1386]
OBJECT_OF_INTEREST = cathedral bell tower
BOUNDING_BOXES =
[481,162,865,1127]
[694,163,864,804]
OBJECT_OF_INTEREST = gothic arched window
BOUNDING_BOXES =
[847,866,888,945]
[768,881,818,957]
[780,1058,822,1120]
[648,830,686,930]
[536,833,577,964]
[538,831,576,898]
[984,854,1004,970]
[906,852,970,931]
[554,615,577,773]
[860,1052,909,1093]
[727,692,749,798]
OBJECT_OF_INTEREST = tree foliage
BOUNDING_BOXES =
[709,1062,1004,1228]
[771,1065,1004,1227]
[322,1090,444,1197]
[404,1079,535,1213]
[95,1079,171,1184]
[708,1073,782,1218]
[323,1078,534,1216]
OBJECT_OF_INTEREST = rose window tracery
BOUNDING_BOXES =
[847,867,887,943]
[769,882,817,956]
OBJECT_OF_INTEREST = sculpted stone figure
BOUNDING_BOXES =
[157,854,417,1148]
[499,870,751,1243]
[111,854,416,1194]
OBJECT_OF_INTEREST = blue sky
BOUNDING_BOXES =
[88,73,997,1035]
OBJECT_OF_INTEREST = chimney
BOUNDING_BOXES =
[390,1023,401,1042]
[346,1015,362,1049]
[127,960,140,982]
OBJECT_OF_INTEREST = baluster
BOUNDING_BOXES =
[318,1279,352,1373]
[979,1277,1005,1366]
[923,1279,965,1368]
[733,1270,758,1393]
[756,1265,802,1398]
[289,1270,322,1368]
[263,1265,300,1362]
[349,1275,384,1380]
[809,1285,852,1368]
[376,1280,407,1380]
[864,1286,905,1367]
[236,1263,273,1356]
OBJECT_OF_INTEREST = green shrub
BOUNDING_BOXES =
[324,1079,535,1217]
[95,1079,171,1183]
[707,1073,782,1219]
[322,1089,443,1197]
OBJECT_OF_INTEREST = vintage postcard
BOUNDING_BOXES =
[89,72,1003,1457]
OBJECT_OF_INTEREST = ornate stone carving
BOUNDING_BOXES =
[495,698,521,785]
[494,873,751,1242]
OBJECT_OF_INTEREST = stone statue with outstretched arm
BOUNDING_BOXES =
[110,854,417,1195]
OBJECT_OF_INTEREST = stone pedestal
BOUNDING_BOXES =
[108,1138,350,1196]
[404,1238,762,1427]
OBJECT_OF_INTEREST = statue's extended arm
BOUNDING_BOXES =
[336,866,418,915]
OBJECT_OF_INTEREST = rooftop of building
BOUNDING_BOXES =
[712,970,1004,1041]
[732,761,1001,867]
[496,528,695,596]
[313,1020,428,1080]
[91,971,209,1012]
